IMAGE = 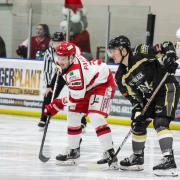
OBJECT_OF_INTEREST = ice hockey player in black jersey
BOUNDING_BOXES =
[107,35,179,176]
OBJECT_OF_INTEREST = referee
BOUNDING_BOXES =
[38,32,65,128]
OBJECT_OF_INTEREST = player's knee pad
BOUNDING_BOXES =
[131,120,150,135]
[67,112,84,127]
[153,117,170,132]
[88,113,107,128]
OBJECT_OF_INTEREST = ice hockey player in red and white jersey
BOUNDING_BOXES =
[44,41,118,169]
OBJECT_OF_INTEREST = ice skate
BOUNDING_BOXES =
[153,155,178,177]
[56,147,80,166]
[120,153,144,171]
[38,120,46,131]
[38,120,46,127]
[97,148,119,170]
[81,123,86,134]
[81,116,87,134]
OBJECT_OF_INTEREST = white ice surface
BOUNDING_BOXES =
[0,114,180,180]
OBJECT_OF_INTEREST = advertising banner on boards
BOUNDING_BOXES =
[0,59,44,108]
[0,58,180,121]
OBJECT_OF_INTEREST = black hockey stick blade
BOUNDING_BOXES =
[39,152,50,162]
[39,116,51,163]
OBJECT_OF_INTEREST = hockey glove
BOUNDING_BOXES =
[162,53,178,74]
[131,114,147,135]
[133,114,146,123]
[131,103,143,121]
[161,41,175,54]
[44,98,66,116]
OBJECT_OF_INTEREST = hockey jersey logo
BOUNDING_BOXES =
[66,69,83,90]
[67,69,81,82]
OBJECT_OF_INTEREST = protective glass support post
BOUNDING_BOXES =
[105,5,111,64]
[66,9,70,42]
[27,6,32,59]
[146,13,156,46]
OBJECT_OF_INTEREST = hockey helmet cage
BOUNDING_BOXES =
[52,32,65,42]
[108,35,131,50]
[55,41,76,56]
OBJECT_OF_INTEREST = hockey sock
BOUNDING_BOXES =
[157,128,173,156]
[67,112,83,149]
[89,113,113,151]
[132,133,147,154]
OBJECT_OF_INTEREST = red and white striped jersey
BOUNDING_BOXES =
[63,55,112,101]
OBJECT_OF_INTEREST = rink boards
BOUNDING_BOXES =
[0,58,180,129]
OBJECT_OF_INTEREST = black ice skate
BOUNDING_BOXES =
[81,116,87,134]
[153,155,178,177]
[97,148,119,170]
[120,153,144,171]
[56,147,80,166]
[81,123,86,134]
[38,120,46,128]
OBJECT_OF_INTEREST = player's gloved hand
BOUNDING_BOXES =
[161,41,178,74]
[162,53,178,74]
[131,103,143,121]
[133,114,146,123]
[161,41,175,55]
[44,98,66,116]
[131,114,147,134]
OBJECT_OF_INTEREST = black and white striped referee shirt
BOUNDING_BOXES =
[43,46,56,87]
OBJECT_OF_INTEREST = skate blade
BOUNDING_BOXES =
[120,165,144,171]
[82,128,86,134]
[153,168,178,177]
[87,162,119,171]
[38,127,45,132]
[56,159,79,166]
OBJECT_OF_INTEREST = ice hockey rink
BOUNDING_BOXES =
[0,114,180,180]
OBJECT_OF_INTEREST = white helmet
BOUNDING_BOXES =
[176,28,180,40]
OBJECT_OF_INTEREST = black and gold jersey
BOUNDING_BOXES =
[115,54,178,105]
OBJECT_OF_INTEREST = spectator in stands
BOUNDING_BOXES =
[0,36,6,58]
[60,0,93,60]
[16,24,51,59]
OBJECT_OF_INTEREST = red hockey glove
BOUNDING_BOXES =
[44,98,65,116]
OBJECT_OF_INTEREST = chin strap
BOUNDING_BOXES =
[119,48,128,64]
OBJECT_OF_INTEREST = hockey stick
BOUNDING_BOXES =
[39,70,60,162]
[111,72,169,164]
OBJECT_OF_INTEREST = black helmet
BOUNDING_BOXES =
[134,43,156,55]
[52,32,65,42]
[108,35,131,50]
[134,43,156,58]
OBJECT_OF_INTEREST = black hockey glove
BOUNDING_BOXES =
[133,114,146,123]
[161,41,178,74]
[162,53,178,74]
[131,103,143,121]
[131,114,147,135]
[161,41,175,54]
